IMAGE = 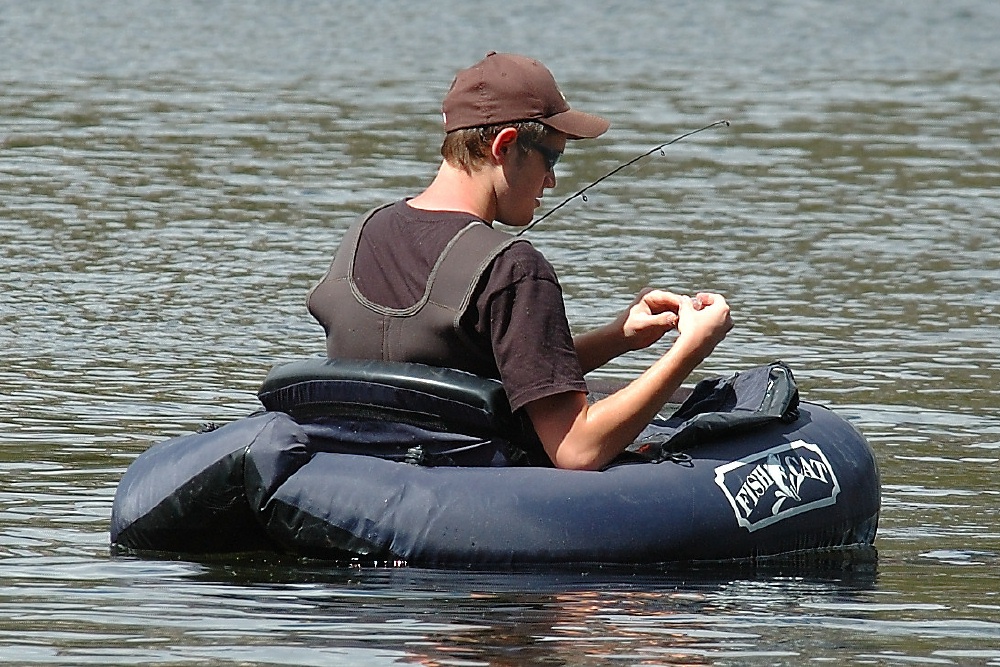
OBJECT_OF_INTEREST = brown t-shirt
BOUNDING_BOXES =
[351,200,587,412]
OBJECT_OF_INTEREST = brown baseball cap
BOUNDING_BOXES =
[441,52,610,139]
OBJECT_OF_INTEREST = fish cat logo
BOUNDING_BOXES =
[714,440,841,532]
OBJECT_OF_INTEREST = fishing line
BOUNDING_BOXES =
[517,119,730,236]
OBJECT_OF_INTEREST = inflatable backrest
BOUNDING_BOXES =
[257,357,517,438]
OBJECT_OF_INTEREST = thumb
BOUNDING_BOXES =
[678,295,696,315]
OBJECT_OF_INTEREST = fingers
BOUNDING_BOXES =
[677,293,733,339]
[636,289,684,313]
[635,289,731,337]
[692,293,723,311]
[638,289,724,312]
[660,311,680,331]
[623,304,679,340]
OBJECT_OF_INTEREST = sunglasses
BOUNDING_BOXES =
[528,142,562,172]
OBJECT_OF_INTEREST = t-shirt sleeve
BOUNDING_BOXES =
[481,241,588,412]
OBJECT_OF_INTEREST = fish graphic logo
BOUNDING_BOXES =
[764,452,802,514]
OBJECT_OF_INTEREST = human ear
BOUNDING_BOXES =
[491,127,519,162]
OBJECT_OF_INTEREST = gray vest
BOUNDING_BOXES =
[307,206,521,378]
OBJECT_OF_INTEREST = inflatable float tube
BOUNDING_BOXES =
[110,358,880,567]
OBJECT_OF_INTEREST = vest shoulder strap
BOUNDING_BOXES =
[426,222,523,318]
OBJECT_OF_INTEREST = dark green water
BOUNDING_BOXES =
[2,0,998,664]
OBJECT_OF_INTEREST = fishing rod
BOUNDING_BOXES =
[517,119,731,236]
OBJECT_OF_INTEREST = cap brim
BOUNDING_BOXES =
[540,109,610,140]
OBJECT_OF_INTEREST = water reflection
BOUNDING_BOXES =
[6,552,889,664]
[153,564,882,665]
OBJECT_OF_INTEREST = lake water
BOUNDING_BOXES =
[2,0,999,664]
